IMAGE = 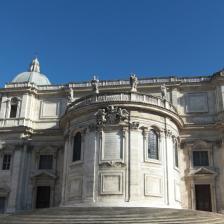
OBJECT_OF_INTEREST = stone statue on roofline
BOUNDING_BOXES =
[91,75,99,94]
[67,87,74,104]
[130,73,138,92]
[161,84,167,99]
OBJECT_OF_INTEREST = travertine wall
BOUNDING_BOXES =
[0,72,224,212]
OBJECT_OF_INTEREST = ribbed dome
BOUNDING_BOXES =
[11,58,51,85]
[12,71,51,85]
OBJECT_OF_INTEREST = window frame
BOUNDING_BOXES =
[38,154,53,170]
[8,97,21,119]
[144,128,161,164]
[148,129,159,160]
[192,150,209,167]
[72,132,82,162]
[173,138,179,169]
[2,154,11,170]
[9,97,19,118]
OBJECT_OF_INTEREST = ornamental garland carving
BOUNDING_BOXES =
[96,106,129,126]
[99,161,126,168]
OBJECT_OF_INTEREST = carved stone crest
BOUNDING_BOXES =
[96,106,129,126]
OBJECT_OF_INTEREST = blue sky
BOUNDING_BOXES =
[0,0,224,85]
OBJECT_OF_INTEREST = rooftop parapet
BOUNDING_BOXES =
[62,92,183,128]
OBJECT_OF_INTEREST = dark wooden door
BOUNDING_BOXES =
[36,186,50,209]
[195,184,212,212]
[0,197,5,213]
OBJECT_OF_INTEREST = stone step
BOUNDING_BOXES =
[0,207,223,224]
[1,220,224,224]
[1,219,224,224]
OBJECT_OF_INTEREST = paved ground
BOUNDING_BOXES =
[0,207,224,224]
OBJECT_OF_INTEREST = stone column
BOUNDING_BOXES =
[93,126,101,203]
[16,142,29,210]
[20,93,29,119]
[166,129,175,205]
[129,122,140,202]
[7,145,23,213]
[160,130,169,205]
[122,126,129,202]
[60,135,69,205]
[83,125,97,203]
[0,97,9,119]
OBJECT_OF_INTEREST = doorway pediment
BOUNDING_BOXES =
[31,170,57,179]
[189,167,217,177]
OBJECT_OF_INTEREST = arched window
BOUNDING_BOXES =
[73,132,81,162]
[10,98,18,118]
[174,139,179,167]
[148,130,159,160]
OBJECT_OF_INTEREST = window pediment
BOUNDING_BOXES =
[192,140,211,150]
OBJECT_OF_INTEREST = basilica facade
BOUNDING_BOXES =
[0,58,224,213]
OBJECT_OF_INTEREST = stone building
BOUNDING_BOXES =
[0,58,224,213]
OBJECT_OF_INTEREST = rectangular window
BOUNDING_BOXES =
[175,151,179,167]
[10,104,17,118]
[174,141,179,168]
[39,155,53,169]
[2,154,11,170]
[73,132,82,162]
[148,130,159,160]
[193,151,209,166]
